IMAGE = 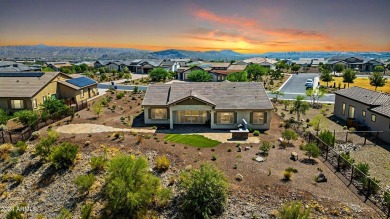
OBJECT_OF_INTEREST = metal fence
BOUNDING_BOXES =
[305,132,390,218]
[334,130,385,146]
[0,101,88,144]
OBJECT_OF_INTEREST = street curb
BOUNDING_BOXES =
[278,74,293,91]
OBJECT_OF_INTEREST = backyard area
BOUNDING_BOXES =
[0,90,387,218]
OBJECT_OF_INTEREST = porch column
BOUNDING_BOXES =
[170,109,173,129]
[210,110,214,129]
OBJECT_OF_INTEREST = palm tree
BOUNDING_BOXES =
[271,90,285,102]
[342,69,357,88]
[369,72,387,91]
[292,95,310,122]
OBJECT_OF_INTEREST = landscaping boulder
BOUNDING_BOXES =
[245,147,251,151]
[84,140,91,146]
[316,172,327,183]
[278,137,284,142]
[291,152,298,161]
[255,156,264,162]
[235,173,243,181]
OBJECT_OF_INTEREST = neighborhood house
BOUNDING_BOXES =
[142,82,274,129]
[334,86,390,143]
[0,72,98,112]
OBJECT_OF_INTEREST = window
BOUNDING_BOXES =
[32,98,37,109]
[253,112,265,124]
[371,114,376,122]
[217,112,234,124]
[80,90,84,98]
[150,108,167,119]
[362,110,366,117]
[10,100,24,109]
[348,106,355,118]
[341,103,346,115]
[43,96,47,102]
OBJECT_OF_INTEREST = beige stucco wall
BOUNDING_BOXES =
[144,104,272,130]
[31,75,68,109]
[58,84,98,103]
[0,98,32,112]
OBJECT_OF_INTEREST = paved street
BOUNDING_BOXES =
[271,73,335,103]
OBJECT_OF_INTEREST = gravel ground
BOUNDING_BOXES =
[56,123,155,134]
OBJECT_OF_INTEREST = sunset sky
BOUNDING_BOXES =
[0,0,389,53]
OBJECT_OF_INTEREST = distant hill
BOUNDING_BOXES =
[0,45,389,61]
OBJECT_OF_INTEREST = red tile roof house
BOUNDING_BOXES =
[334,86,390,143]
[142,82,273,130]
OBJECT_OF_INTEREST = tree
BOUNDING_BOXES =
[92,103,103,118]
[187,70,213,82]
[369,72,387,91]
[291,64,300,73]
[246,64,268,80]
[374,65,384,73]
[283,100,291,111]
[342,69,357,87]
[270,69,283,79]
[309,115,327,134]
[0,109,10,125]
[179,163,228,218]
[14,110,39,126]
[302,143,321,161]
[320,65,333,87]
[305,87,326,107]
[104,155,171,217]
[41,99,70,117]
[282,129,298,144]
[149,68,169,82]
[42,66,55,72]
[124,73,132,82]
[334,64,344,73]
[279,201,310,219]
[292,95,310,122]
[226,71,248,82]
[271,90,285,102]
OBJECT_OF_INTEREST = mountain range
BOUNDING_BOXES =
[0,45,389,61]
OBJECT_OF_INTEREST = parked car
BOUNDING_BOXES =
[305,79,313,86]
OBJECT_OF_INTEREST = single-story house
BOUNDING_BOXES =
[209,64,248,82]
[243,57,277,70]
[0,61,40,72]
[327,56,384,72]
[142,82,274,129]
[46,61,72,71]
[0,72,98,112]
[176,66,204,80]
[334,86,390,143]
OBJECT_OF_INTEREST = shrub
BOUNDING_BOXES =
[116,92,125,99]
[14,110,39,126]
[35,130,59,160]
[278,201,310,219]
[0,143,13,162]
[362,177,381,195]
[136,135,143,144]
[318,130,335,146]
[11,174,24,183]
[0,109,10,125]
[354,162,369,180]
[74,174,95,194]
[81,203,93,219]
[260,141,272,156]
[301,143,321,161]
[90,156,107,173]
[104,155,171,217]
[6,206,24,219]
[338,152,354,170]
[155,155,170,172]
[133,86,139,93]
[179,164,228,218]
[15,141,27,154]
[113,132,120,139]
[56,208,72,219]
[285,167,298,173]
[283,171,292,181]
[50,142,78,169]
[227,148,232,152]
[384,190,390,209]
[253,130,260,136]
[282,129,298,144]
[211,154,217,161]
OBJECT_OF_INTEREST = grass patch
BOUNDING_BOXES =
[164,134,220,148]
[320,77,390,92]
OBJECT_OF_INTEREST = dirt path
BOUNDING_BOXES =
[56,123,155,134]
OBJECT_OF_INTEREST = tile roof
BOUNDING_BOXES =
[335,86,390,106]
[0,72,66,98]
[143,82,273,110]
[227,64,248,71]
[203,62,231,68]
[370,102,390,118]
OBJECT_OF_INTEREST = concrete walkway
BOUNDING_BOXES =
[56,123,155,134]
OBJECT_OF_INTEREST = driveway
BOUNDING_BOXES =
[270,73,335,103]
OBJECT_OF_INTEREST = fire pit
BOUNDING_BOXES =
[230,119,249,140]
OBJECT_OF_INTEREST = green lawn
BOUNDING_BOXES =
[164,134,221,148]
